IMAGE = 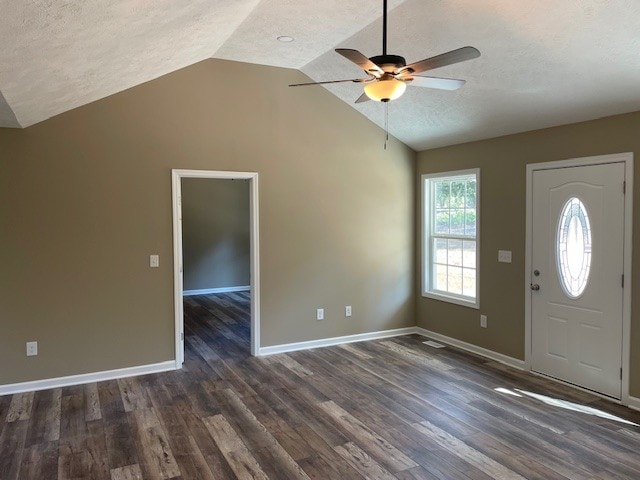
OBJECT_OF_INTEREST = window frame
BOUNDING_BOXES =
[422,168,480,309]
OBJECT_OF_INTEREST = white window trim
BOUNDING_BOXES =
[422,168,480,309]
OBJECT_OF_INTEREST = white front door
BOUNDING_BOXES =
[530,162,625,398]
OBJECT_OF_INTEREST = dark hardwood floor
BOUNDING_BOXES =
[2,292,640,479]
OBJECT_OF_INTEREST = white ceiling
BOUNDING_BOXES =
[2,0,640,150]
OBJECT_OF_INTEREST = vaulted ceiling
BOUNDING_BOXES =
[2,0,640,150]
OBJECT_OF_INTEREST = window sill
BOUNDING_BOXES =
[422,291,480,309]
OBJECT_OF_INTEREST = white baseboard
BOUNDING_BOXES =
[628,396,640,412]
[414,327,526,370]
[183,286,250,296]
[0,360,178,396]
[258,327,416,356]
[258,327,527,370]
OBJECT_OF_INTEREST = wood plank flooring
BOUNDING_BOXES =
[2,292,640,479]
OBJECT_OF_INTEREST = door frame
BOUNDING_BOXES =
[171,169,260,365]
[525,152,633,402]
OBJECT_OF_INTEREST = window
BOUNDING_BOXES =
[422,169,479,308]
[556,197,592,298]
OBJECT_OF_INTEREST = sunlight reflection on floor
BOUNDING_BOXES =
[494,387,638,426]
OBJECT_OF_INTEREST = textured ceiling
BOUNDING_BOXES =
[2,0,640,150]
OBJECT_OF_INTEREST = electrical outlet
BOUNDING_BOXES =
[480,315,487,328]
[345,306,352,317]
[150,254,160,268]
[26,341,38,356]
[316,308,324,321]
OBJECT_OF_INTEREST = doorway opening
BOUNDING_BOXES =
[525,153,633,403]
[172,170,260,366]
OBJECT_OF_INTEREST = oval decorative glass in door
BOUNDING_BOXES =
[556,197,592,298]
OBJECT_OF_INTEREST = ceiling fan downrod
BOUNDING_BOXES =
[372,0,406,76]
[382,0,388,56]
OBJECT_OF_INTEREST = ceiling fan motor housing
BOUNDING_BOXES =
[369,54,406,73]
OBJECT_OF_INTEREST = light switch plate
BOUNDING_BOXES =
[498,250,512,263]
[150,254,159,268]
[316,308,324,321]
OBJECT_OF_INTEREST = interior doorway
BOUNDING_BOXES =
[172,170,260,365]
[525,153,633,401]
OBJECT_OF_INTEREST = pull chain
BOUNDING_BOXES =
[384,102,389,150]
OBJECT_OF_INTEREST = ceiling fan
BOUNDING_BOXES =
[289,0,480,103]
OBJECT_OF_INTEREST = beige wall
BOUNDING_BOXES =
[0,59,416,385]
[416,111,640,397]
[182,178,250,292]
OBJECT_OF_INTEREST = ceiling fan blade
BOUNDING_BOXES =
[335,49,384,76]
[398,46,480,75]
[289,78,372,87]
[407,76,466,91]
[355,92,370,103]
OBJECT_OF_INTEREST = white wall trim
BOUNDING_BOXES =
[172,169,261,362]
[628,396,640,412]
[414,327,526,370]
[258,327,417,356]
[4,326,630,409]
[0,361,176,396]
[183,286,250,296]
[259,326,526,371]
[525,152,633,402]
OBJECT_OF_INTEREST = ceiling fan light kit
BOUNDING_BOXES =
[289,0,480,105]
[364,76,406,102]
